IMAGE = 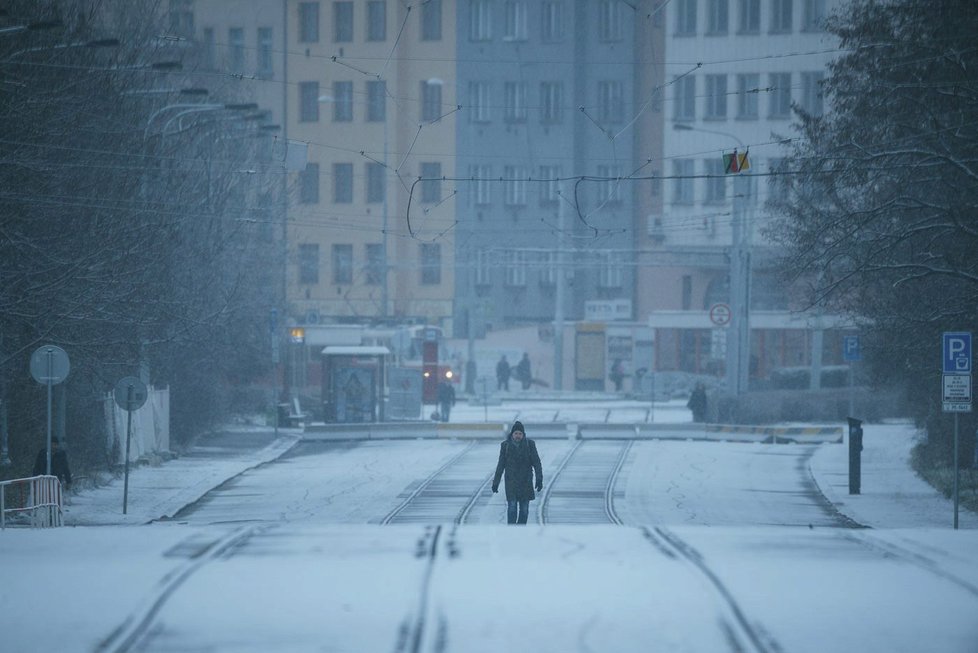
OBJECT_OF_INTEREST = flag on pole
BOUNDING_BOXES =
[723,149,750,174]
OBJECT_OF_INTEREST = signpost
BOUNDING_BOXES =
[114,376,148,515]
[29,345,70,477]
[843,335,861,417]
[941,331,972,529]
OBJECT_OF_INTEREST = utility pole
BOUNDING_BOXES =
[554,183,565,391]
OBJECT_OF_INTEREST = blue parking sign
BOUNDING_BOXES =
[843,335,861,362]
[943,332,972,374]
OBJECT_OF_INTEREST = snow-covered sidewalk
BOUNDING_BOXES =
[64,428,301,526]
[809,419,978,529]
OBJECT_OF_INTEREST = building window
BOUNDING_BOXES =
[422,0,442,40]
[704,159,725,203]
[597,251,623,288]
[299,163,320,203]
[201,28,215,69]
[542,1,565,41]
[299,243,319,284]
[503,0,528,41]
[802,0,826,31]
[470,0,492,41]
[672,159,694,204]
[257,27,273,78]
[469,164,492,206]
[333,81,353,121]
[504,82,528,123]
[366,80,386,121]
[299,81,319,122]
[503,166,527,206]
[168,0,194,39]
[504,250,527,287]
[332,244,353,284]
[651,169,662,196]
[674,75,695,121]
[597,165,623,204]
[468,81,491,122]
[705,74,727,119]
[539,165,561,204]
[736,73,759,119]
[598,80,624,123]
[475,249,492,285]
[420,162,442,203]
[540,82,563,124]
[421,80,443,122]
[770,0,792,32]
[682,275,692,310]
[801,71,824,116]
[367,1,386,41]
[768,158,788,201]
[228,28,245,74]
[334,1,353,42]
[420,243,441,285]
[333,163,353,203]
[299,2,320,42]
[676,0,697,35]
[598,0,622,41]
[707,0,728,34]
[769,72,792,118]
[539,251,557,286]
[365,243,384,285]
[738,0,760,32]
[366,162,385,203]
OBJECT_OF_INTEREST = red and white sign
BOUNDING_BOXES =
[709,303,731,327]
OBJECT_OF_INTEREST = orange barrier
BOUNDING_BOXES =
[0,475,63,529]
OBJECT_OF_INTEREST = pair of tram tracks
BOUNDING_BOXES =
[97,524,264,653]
[539,440,633,525]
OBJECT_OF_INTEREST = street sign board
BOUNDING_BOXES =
[709,303,731,327]
[29,345,70,385]
[842,335,861,362]
[113,376,148,412]
[942,332,972,374]
[943,374,973,413]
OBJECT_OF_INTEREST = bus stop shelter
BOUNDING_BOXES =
[321,346,389,423]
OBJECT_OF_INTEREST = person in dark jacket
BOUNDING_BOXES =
[32,437,72,489]
[437,379,456,422]
[687,382,708,422]
[515,353,532,390]
[496,355,511,391]
[491,420,543,525]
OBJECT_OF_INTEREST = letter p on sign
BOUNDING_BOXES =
[943,332,972,374]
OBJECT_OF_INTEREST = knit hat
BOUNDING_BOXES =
[510,420,525,436]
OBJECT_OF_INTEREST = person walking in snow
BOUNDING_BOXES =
[491,420,543,525]
[496,355,511,391]
[515,353,532,390]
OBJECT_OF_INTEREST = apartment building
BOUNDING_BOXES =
[286,0,456,326]
[648,0,851,383]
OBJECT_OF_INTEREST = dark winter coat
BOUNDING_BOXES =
[32,448,72,486]
[492,435,543,501]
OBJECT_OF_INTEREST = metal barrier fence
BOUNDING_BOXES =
[0,475,63,529]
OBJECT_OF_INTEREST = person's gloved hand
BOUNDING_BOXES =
[491,485,498,493]
[535,484,543,492]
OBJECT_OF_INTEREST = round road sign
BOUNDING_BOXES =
[709,303,732,327]
[30,345,70,385]
[114,376,148,412]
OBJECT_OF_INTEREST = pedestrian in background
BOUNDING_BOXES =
[32,436,72,490]
[687,382,708,422]
[437,378,456,422]
[491,420,543,525]
[515,353,532,390]
[496,355,511,391]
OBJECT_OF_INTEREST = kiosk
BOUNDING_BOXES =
[321,346,389,423]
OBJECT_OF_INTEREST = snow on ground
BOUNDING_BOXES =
[1,401,977,652]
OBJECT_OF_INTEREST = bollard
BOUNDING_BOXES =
[847,417,863,495]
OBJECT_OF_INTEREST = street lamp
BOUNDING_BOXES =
[673,123,752,398]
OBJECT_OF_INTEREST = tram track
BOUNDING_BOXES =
[642,526,780,653]
[540,440,632,524]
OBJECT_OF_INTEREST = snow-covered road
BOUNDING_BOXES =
[2,422,977,652]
